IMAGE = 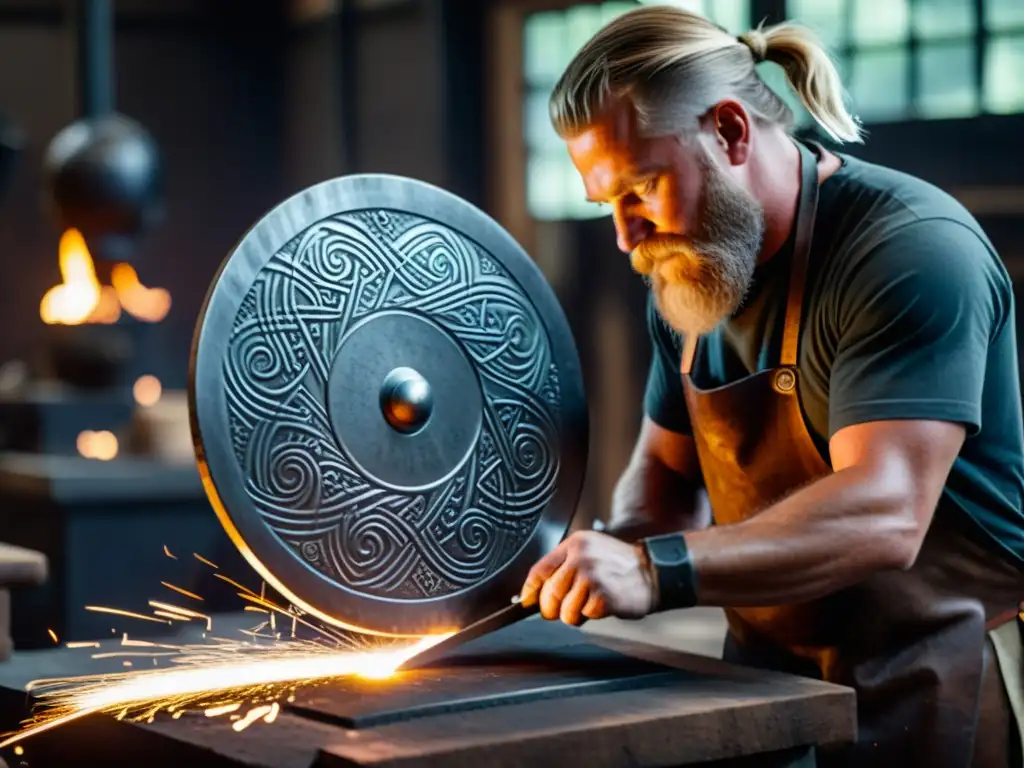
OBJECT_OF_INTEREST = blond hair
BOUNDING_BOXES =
[549,5,863,145]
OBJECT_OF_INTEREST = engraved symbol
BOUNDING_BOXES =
[222,210,563,601]
[774,368,796,393]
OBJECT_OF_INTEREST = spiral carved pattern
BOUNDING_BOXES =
[224,210,562,600]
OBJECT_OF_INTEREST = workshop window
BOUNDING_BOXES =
[523,1,752,221]
[786,0,1024,123]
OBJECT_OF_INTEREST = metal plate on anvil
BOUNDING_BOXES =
[188,174,588,637]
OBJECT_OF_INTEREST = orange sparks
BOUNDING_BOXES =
[153,611,189,622]
[47,629,58,644]
[264,702,280,723]
[232,705,272,732]
[214,573,259,597]
[160,582,203,602]
[193,553,219,569]
[85,606,171,625]
[163,546,177,560]
[204,703,241,718]
[147,601,211,631]
[0,633,450,749]
[65,642,100,649]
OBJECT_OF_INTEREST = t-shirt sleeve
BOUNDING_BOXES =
[829,218,1010,438]
[642,295,692,435]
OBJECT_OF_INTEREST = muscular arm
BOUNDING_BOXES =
[524,219,1008,621]
[685,418,963,606]
[684,218,1004,606]
[604,417,710,542]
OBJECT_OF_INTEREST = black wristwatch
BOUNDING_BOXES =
[640,533,699,612]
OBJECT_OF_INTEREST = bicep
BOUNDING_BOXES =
[829,419,965,533]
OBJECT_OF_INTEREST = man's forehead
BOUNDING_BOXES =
[567,104,673,201]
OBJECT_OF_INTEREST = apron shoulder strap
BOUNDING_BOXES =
[780,142,821,368]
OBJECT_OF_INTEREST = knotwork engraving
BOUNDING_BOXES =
[224,210,562,600]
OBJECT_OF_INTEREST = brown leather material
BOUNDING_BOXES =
[678,141,1024,767]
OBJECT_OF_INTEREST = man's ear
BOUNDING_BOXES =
[704,100,751,166]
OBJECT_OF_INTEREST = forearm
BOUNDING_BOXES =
[606,458,710,543]
[684,463,919,606]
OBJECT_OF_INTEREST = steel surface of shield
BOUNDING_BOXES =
[189,175,588,637]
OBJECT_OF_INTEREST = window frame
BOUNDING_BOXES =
[789,0,1024,123]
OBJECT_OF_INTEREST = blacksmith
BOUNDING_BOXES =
[520,6,1024,766]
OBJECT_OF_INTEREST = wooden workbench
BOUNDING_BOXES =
[0,613,855,768]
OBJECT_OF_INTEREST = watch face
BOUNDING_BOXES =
[646,534,689,566]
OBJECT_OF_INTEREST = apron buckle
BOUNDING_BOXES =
[773,368,797,394]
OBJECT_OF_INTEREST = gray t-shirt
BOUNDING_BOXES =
[643,151,1024,566]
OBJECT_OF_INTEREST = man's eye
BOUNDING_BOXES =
[637,179,657,197]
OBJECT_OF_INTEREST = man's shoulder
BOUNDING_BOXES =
[827,153,981,228]
[813,156,1010,306]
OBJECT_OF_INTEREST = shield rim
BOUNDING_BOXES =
[188,174,588,637]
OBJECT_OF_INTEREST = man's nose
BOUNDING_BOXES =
[612,207,650,253]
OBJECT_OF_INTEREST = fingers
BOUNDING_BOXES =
[539,557,577,620]
[581,589,607,621]
[520,544,567,607]
[559,575,591,626]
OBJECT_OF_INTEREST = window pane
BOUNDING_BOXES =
[565,4,607,55]
[787,0,846,49]
[913,0,976,39]
[528,151,607,221]
[849,49,910,121]
[524,90,562,152]
[707,0,750,33]
[852,0,910,44]
[600,1,638,26]
[916,42,979,118]
[985,0,1024,32]
[527,152,571,221]
[524,12,566,87]
[984,35,1024,114]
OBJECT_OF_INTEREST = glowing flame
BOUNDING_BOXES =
[76,430,118,461]
[39,230,109,325]
[39,229,171,326]
[112,263,171,323]
[133,375,162,407]
[0,554,455,749]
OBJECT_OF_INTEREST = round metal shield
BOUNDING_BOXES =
[189,175,588,637]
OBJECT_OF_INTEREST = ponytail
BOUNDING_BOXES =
[550,6,864,146]
[739,22,864,144]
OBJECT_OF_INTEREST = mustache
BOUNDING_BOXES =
[629,235,703,284]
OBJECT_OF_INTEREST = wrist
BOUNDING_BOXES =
[633,541,659,612]
[640,532,699,612]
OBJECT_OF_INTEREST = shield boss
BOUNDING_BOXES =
[189,175,587,636]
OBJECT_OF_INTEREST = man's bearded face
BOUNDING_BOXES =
[629,149,765,337]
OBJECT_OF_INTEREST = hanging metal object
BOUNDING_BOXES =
[43,0,163,262]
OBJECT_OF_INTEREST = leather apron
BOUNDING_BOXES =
[679,141,1024,767]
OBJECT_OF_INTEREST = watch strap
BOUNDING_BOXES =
[641,532,699,612]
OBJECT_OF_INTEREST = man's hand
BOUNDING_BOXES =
[520,531,656,625]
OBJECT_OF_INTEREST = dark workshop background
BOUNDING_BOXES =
[0,0,1021,533]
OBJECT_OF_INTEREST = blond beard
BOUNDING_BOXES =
[631,156,764,337]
